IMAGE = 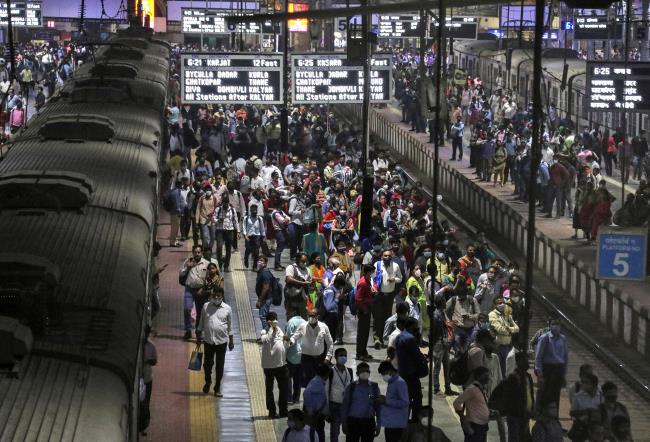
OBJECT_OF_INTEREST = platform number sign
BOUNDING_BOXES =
[597,227,648,280]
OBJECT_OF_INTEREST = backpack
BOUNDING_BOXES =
[163,191,174,212]
[372,262,383,291]
[271,274,283,306]
[449,350,470,386]
[346,287,358,316]
[58,64,68,81]
[282,427,316,442]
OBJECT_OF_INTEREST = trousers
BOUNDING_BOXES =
[203,342,227,391]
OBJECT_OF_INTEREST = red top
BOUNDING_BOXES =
[355,274,374,314]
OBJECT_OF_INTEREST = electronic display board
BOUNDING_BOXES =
[586,62,650,111]
[181,53,283,104]
[181,8,276,34]
[0,1,41,27]
[378,14,422,38]
[291,53,391,104]
[430,17,478,40]
[499,5,549,28]
[574,16,623,40]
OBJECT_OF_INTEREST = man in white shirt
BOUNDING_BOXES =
[179,245,210,340]
[327,348,353,442]
[261,311,289,418]
[286,309,334,387]
[373,249,403,348]
[197,288,234,397]
[262,157,283,187]
[242,204,266,270]
[213,197,239,272]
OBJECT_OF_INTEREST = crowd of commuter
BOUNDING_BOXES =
[153,44,637,441]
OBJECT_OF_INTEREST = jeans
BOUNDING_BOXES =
[287,361,302,402]
[264,365,288,415]
[259,297,272,331]
[385,428,405,442]
[452,137,463,160]
[546,185,564,216]
[200,223,215,252]
[345,416,376,442]
[287,223,302,260]
[404,375,422,422]
[496,344,512,378]
[301,353,323,387]
[183,288,198,332]
[244,235,262,268]
[433,343,451,391]
[464,422,489,442]
[180,207,191,239]
[633,155,644,180]
[356,310,371,357]
[372,291,395,343]
[329,402,343,442]
[274,230,286,268]
[169,213,181,245]
[203,342,227,391]
[215,229,234,270]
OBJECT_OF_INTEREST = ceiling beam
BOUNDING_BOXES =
[225,0,503,23]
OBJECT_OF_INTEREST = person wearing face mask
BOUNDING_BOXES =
[331,208,354,245]
[458,244,482,286]
[488,296,519,378]
[446,277,480,353]
[341,362,382,441]
[286,309,334,387]
[302,362,330,442]
[319,273,347,343]
[406,265,428,334]
[535,316,568,413]
[394,317,428,423]
[196,185,218,252]
[212,196,238,272]
[260,311,289,419]
[362,240,383,266]
[372,249,404,349]
[287,186,307,260]
[377,360,409,442]
[281,408,318,442]
[196,288,234,397]
[405,286,423,331]
[329,239,353,275]
[242,204,266,270]
[599,382,629,436]
[474,266,500,314]
[326,348,353,442]
[284,155,304,183]
[285,253,314,320]
[179,245,211,340]
[569,372,603,440]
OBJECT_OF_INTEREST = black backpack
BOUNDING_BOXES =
[449,350,470,386]
[258,268,283,306]
[282,426,316,442]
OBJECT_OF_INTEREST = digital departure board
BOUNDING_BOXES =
[378,14,422,38]
[499,5,549,28]
[586,62,650,111]
[574,16,623,40]
[430,17,478,40]
[181,53,283,104]
[291,54,392,104]
[0,1,41,27]
[181,8,276,34]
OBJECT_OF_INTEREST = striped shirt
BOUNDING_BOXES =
[213,205,238,231]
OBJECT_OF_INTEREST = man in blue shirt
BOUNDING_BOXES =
[321,273,346,342]
[450,116,465,161]
[303,364,329,442]
[285,307,307,404]
[535,316,568,413]
[341,362,381,441]
[377,360,409,442]
[395,317,428,423]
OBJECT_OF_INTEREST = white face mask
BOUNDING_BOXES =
[358,372,370,381]
[308,317,318,325]
[414,269,422,278]
[382,374,392,383]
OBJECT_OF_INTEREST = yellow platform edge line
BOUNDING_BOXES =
[231,253,278,442]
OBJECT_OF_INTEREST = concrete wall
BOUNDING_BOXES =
[337,103,650,358]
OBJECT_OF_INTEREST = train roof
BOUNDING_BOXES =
[0,357,128,441]
[0,137,158,225]
[0,208,151,386]
[18,102,162,151]
[72,58,169,89]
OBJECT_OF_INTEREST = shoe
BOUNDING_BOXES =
[268,411,278,419]
[433,388,440,394]
[224,267,231,273]
[202,383,211,394]
[374,340,382,350]
[279,412,288,418]
[173,241,183,247]
[243,261,249,268]
[274,266,285,271]
[214,390,223,397]
[450,157,456,161]
[544,213,553,218]
[334,339,344,345]
[183,331,192,341]
[445,389,459,396]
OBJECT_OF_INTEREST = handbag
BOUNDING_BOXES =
[188,343,203,371]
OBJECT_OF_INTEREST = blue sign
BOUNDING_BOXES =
[564,21,574,30]
[597,227,648,280]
